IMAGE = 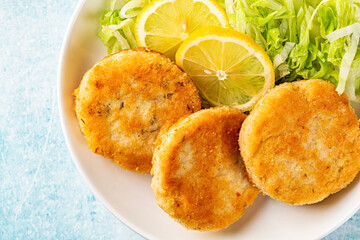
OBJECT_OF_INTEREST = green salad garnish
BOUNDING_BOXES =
[98,0,149,53]
[98,0,360,101]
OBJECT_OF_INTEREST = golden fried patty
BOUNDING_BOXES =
[152,106,259,231]
[73,48,201,173]
[239,79,360,205]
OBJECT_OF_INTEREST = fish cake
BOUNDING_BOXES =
[73,48,201,173]
[152,106,259,231]
[239,79,360,205]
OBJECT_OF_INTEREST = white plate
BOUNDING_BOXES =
[58,0,360,239]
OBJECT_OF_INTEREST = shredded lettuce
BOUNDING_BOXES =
[98,0,149,54]
[219,0,360,100]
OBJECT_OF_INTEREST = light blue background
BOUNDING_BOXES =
[0,1,359,239]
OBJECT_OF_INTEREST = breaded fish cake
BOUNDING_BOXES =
[151,106,259,231]
[239,79,360,205]
[73,48,201,173]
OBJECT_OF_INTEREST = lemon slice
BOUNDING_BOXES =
[176,26,275,111]
[134,0,229,60]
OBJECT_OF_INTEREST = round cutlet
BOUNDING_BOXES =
[73,48,201,173]
[239,79,360,205]
[151,106,259,231]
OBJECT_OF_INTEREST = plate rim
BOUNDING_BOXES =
[57,0,152,239]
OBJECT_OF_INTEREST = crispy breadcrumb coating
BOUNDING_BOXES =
[239,79,360,205]
[152,106,259,231]
[73,48,201,173]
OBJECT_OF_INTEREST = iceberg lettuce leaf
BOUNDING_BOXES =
[225,0,360,100]
[98,0,149,54]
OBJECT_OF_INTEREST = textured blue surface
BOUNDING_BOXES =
[0,1,359,239]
